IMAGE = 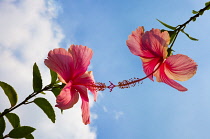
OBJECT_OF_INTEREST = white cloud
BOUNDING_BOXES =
[0,0,63,64]
[114,111,124,120]
[103,106,108,112]
[0,0,96,139]
[36,94,97,139]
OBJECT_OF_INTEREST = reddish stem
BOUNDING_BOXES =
[88,62,162,92]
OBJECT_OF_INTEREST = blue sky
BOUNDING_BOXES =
[1,0,210,139]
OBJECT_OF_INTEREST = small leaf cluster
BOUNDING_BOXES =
[191,1,210,21]
[0,112,35,138]
[157,18,199,56]
[32,63,57,123]
[157,19,198,44]
[0,63,62,138]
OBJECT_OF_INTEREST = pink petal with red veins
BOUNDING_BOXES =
[74,85,89,102]
[154,63,188,92]
[141,57,162,81]
[126,26,144,56]
[44,48,73,83]
[74,71,97,101]
[164,54,197,81]
[68,45,93,79]
[141,29,169,59]
[73,85,90,125]
[55,81,79,110]
[81,99,90,125]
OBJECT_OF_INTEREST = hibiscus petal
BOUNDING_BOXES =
[81,99,90,125]
[141,29,169,59]
[154,63,188,91]
[55,81,79,109]
[126,26,144,56]
[73,71,97,101]
[44,48,73,83]
[164,54,197,81]
[74,85,89,102]
[68,45,93,79]
[141,57,162,81]
[73,85,90,125]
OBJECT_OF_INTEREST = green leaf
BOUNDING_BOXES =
[205,1,210,6]
[52,87,61,97]
[199,10,204,15]
[157,19,177,30]
[0,114,6,137]
[167,31,177,44]
[205,1,210,10]
[50,69,57,85]
[33,63,42,92]
[5,113,20,128]
[192,17,196,22]
[192,10,198,14]
[167,48,174,56]
[8,126,35,138]
[34,97,56,123]
[181,30,199,41]
[0,81,18,107]
[25,133,34,139]
[5,113,33,138]
[40,91,46,95]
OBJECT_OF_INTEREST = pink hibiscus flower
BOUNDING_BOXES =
[44,45,97,124]
[126,26,197,91]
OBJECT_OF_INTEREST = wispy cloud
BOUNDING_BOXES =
[114,111,124,120]
[103,106,108,112]
[0,0,96,138]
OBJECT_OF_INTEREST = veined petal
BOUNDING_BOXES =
[68,45,93,79]
[44,48,73,83]
[73,85,90,125]
[154,63,188,92]
[55,81,79,110]
[141,57,162,81]
[73,71,97,101]
[81,99,90,125]
[164,54,197,81]
[74,85,89,102]
[141,29,169,59]
[126,26,144,56]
